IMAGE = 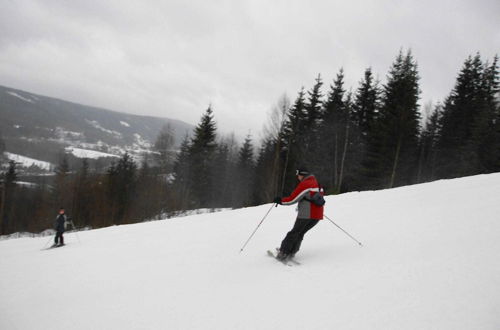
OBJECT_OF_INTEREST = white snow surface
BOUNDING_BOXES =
[4,152,53,170]
[120,121,131,127]
[65,146,119,159]
[1,174,499,330]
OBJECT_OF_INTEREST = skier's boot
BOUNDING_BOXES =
[275,248,289,261]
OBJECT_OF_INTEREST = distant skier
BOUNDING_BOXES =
[273,167,324,261]
[54,208,67,247]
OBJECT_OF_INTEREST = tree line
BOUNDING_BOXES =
[1,50,498,235]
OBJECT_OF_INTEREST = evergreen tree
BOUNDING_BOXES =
[304,74,324,131]
[320,69,347,191]
[351,68,381,189]
[107,153,137,224]
[468,55,499,173]
[1,161,18,234]
[72,159,91,228]
[172,134,192,210]
[235,135,255,207]
[280,88,307,194]
[209,141,232,207]
[261,95,291,198]
[417,104,442,182]
[302,74,324,175]
[352,68,380,139]
[437,54,499,177]
[365,50,421,188]
[253,137,278,204]
[188,106,218,208]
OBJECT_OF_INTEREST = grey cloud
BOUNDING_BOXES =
[0,0,498,137]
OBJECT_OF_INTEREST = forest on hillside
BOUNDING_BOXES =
[1,50,498,235]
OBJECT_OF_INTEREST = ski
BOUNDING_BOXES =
[41,244,66,251]
[266,250,301,266]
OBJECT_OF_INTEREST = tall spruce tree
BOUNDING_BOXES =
[172,134,192,210]
[235,135,255,207]
[302,74,324,175]
[366,50,421,188]
[417,104,442,182]
[1,160,17,234]
[209,141,232,207]
[280,88,307,194]
[437,54,499,177]
[107,153,137,225]
[253,137,278,204]
[352,68,380,139]
[351,68,381,189]
[320,69,347,191]
[188,106,217,208]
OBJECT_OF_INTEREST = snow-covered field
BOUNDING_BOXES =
[65,146,120,159]
[1,174,499,330]
[4,151,53,170]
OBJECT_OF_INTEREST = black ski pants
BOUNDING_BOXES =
[279,218,319,255]
[55,231,64,245]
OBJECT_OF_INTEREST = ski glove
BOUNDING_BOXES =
[273,197,282,205]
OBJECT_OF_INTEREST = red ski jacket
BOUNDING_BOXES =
[281,175,324,220]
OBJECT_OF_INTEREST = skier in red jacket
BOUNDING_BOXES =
[273,167,324,261]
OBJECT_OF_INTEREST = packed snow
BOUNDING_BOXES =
[4,152,53,170]
[1,173,499,330]
[120,121,131,127]
[65,146,120,159]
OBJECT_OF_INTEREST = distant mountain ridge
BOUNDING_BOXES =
[0,85,193,170]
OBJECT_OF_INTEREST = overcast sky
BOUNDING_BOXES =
[1,0,498,139]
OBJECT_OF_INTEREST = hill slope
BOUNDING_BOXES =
[0,85,193,168]
[1,174,499,329]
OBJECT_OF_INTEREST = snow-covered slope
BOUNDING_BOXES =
[1,174,499,330]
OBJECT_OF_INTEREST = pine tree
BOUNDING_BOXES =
[302,74,324,176]
[366,50,421,188]
[468,55,499,173]
[188,106,218,208]
[235,135,255,207]
[280,89,307,194]
[437,53,499,177]
[107,153,137,224]
[72,159,91,228]
[209,141,232,208]
[261,95,291,198]
[1,161,18,234]
[253,137,278,204]
[320,69,347,191]
[304,74,324,131]
[172,134,192,210]
[417,104,442,182]
[352,68,380,139]
[351,68,381,189]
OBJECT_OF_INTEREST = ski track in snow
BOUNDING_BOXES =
[1,174,499,330]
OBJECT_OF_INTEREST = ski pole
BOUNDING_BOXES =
[240,203,275,253]
[324,214,363,246]
[42,235,53,249]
